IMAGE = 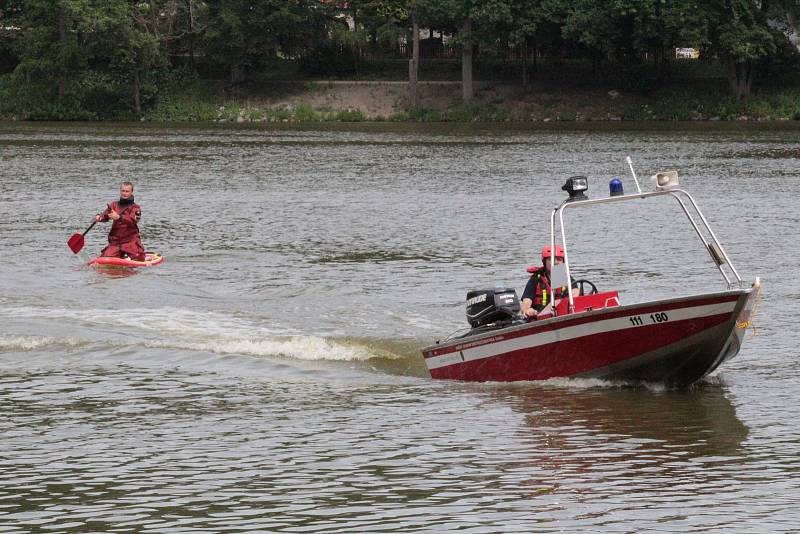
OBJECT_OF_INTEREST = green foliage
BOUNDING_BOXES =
[446,102,481,121]
[557,110,577,121]
[331,108,366,121]
[609,82,800,121]
[4,0,800,120]
[145,95,217,121]
[145,79,217,121]
[387,106,443,121]
[407,106,445,121]
[76,71,132,119]
[0,75,9,116]
[298,39,358,78]
[446,101,509,122]
[293,103,319,121]
[202,0,328,83]
[715,1,777,63]
[767,91,800,119]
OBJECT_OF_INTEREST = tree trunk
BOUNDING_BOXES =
[409,17,420,108]
[461,17,473,103]
[148,0,161,57]
[657,46,671,82]
[58,7,67,103]
[230,63,245,85]
[728,58,754,101]
[745,62,755,96]
[522,39,529,87]
[352,11,359,76]
[133,67,142,115]
[188,0,197,74]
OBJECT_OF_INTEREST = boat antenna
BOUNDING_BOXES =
[626,156,643,194]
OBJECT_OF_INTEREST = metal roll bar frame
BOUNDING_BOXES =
[547,184,744,318]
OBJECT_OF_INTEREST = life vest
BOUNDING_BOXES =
[527,266,568,311]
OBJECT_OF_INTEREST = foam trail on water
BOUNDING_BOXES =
[145,335,379,361]
[0,306,291,337]
[0,306,404,363]
[0,335,88,352]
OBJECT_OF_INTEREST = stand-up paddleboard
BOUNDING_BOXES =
[88,252,164,268]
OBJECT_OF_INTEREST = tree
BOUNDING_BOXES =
[419,0,513,102]
[370,0,420,107]
[7,0,105,117]
[709,0,800,100]
[201,0,326,85]
[508,0,541,86]
[0,0,24,75]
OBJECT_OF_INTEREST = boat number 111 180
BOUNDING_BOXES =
[629,312,669,326]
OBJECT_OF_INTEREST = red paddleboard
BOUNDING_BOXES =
[88,252,164,268]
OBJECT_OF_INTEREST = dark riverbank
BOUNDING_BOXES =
[6,118,800,134]
[4,79,800,124]
[141,79,800,124]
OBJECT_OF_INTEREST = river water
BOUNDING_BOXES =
[1,121,798,532]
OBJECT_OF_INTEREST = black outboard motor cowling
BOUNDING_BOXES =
[466,288,520,328]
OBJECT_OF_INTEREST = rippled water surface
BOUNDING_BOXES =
[1,121,799,532]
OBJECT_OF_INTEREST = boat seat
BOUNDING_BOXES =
[555,290,620,316]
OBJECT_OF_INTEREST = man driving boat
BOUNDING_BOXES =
[521,244,576,320]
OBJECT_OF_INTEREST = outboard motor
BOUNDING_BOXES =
[466,287,520,328]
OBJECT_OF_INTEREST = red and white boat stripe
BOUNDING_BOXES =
[424,297,739,371]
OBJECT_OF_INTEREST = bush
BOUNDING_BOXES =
[446,102,482,122]
[446,102,508,122]
[406,106,443,121]
[145,77,218,121]
[146,94,217,122]
[77,72,132,119]
[294,102,319,121]
[765,92,800,119]
[0,74,11,117]
[331,108,365,121]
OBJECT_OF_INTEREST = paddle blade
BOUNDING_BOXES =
[67,233,85,254]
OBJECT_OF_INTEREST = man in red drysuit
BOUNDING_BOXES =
[95,181,145,261]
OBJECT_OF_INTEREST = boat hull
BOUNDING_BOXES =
[422,282,759,386]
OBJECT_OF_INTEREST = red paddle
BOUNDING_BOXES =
[67,220,98,254]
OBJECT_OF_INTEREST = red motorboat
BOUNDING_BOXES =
[422,164,761,387]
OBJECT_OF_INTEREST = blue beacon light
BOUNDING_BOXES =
[609,178,624,196]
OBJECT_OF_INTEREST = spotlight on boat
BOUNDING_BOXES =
[562,176,588,201]
[653,170,679,191]
[609,178,624,196]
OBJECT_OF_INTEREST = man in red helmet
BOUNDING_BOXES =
[95,181,146,261]
[521,244,574,320]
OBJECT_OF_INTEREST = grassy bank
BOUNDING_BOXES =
[137,78,800,124]
[4,75,800,123]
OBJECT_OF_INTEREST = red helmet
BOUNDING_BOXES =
[541,244,565,260]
